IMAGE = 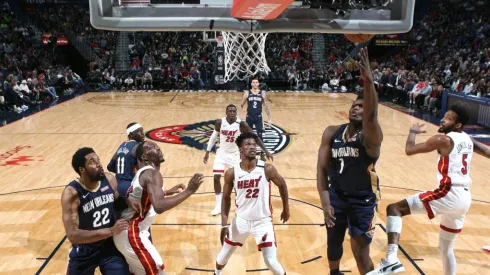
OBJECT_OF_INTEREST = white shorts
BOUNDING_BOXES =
[113,223,166,275]
[213,151,240,175]
[225,216,277,251]
[406,185,471,236]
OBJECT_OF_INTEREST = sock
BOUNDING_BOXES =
[330,269,340,275]
[215,193,222,208]
[215,269,223,275]
[386,244,399,262]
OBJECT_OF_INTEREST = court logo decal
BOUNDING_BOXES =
[0,145,44,167]
[146,120,293,154]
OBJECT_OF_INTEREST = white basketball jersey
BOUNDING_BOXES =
[437,131,473,187]
[120,165,158,231]
[218,117,241,154]
[234,160,272,220]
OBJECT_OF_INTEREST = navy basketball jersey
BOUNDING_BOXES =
[68,178,116,247]
[247,90,263,116]
[114,140,138,182]
[328,124,380,200]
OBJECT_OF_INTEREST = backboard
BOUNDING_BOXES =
[89,0,415,34]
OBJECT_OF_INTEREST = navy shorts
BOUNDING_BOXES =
[329,188,377,244]
[67,238,129,275]
[246,114,264,140]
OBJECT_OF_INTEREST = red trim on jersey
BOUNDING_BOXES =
[419,192,436,219]
[440,224,462,233]
[224,238,243,247]
[418,156,452,220]
[213,170,225,173]
[258,242,274,251]
[128,190,159,275]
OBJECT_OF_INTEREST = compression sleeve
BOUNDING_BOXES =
[207,130,219,152]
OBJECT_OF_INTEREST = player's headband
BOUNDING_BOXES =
[126,123,142,135]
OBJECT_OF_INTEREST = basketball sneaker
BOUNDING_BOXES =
[366,258,405,275]
[483,246,490,254]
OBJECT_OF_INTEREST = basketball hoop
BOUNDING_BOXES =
[220,31,271,83]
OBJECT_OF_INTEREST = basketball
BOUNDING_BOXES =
[344,33,376,43]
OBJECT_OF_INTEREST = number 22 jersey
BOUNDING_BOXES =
[234,160,272,220]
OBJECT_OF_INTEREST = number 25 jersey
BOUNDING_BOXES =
[234,160,272,220]
[218,117,241,154]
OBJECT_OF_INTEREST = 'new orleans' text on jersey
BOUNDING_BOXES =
[328,124,380,200]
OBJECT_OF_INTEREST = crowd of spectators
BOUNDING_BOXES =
[0,2,86,115]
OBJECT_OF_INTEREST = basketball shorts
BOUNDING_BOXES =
[224,215,277,251]
[328,188,377,244]
[113,225,165,275]
[67,239,130,275]
[406,185,471,238]
[213,151,240,175]
[246,114,264,140]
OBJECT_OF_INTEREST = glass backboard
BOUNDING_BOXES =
[90,0,415,33]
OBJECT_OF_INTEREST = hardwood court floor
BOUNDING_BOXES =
[0,91,489,275]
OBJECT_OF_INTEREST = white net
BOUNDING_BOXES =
[220,32,271,83]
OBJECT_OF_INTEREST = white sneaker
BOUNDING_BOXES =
[367,258,405,275]
[211,207,221,216]
[483,246,490,254]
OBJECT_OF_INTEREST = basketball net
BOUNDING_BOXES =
[219,32,271,83]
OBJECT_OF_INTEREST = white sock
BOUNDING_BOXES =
[386,244,399,262]
[215,193,222,208]
[215,269,223,275]
[386,216,402,262]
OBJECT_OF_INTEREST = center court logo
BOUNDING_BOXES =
[146,120,293,154]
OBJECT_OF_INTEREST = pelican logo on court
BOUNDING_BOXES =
[145,120,292,154]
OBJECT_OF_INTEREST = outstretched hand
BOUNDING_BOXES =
[410,122,426,134]
[356,48,374,82]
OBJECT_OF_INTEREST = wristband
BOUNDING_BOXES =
[221,225,228,228]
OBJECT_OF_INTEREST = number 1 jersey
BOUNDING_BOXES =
[328,123,380,200]
[234,160,272,221]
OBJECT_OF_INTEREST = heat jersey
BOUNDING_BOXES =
[328,123,380,200]
[247,90,263,116]
[218,117,241,154]
[113,140,139,182]
[437,131,473,188]
[234,160,272,220]
[67,177,116,248]
[121,166,158,231]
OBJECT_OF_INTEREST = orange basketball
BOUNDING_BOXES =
[344,34,376,43]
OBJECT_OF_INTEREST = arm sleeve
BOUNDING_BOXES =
[206,130,219,152]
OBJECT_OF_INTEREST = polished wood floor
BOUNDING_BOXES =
[1,91,490,275]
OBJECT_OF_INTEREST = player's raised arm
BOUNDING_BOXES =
[405,122,452,156]
[357,48,383,155]
[262,91,272,127]
[471,137,490,158]
[204,120,222,164]
[144,170,204,214]
[61,186,127,244]
[240,121,273,161]
[317,125,338,227]
[239,90,249,117]
[265,164,289,223]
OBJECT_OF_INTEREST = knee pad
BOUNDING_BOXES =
[261,247,285,275]
[327,225,347,261]
[216,243,237,266]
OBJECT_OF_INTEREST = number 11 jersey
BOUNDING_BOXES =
[234,160,272,221]
[328,123,380,200]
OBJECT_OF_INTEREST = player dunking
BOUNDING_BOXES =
[214,132,289,275]
[62,147,141,275]
[107,123,145,214]
[240,77,272,160]
[203,104,273,216]
[368,102,490,275]
[317,48,383,275]
[114,141,204,275]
